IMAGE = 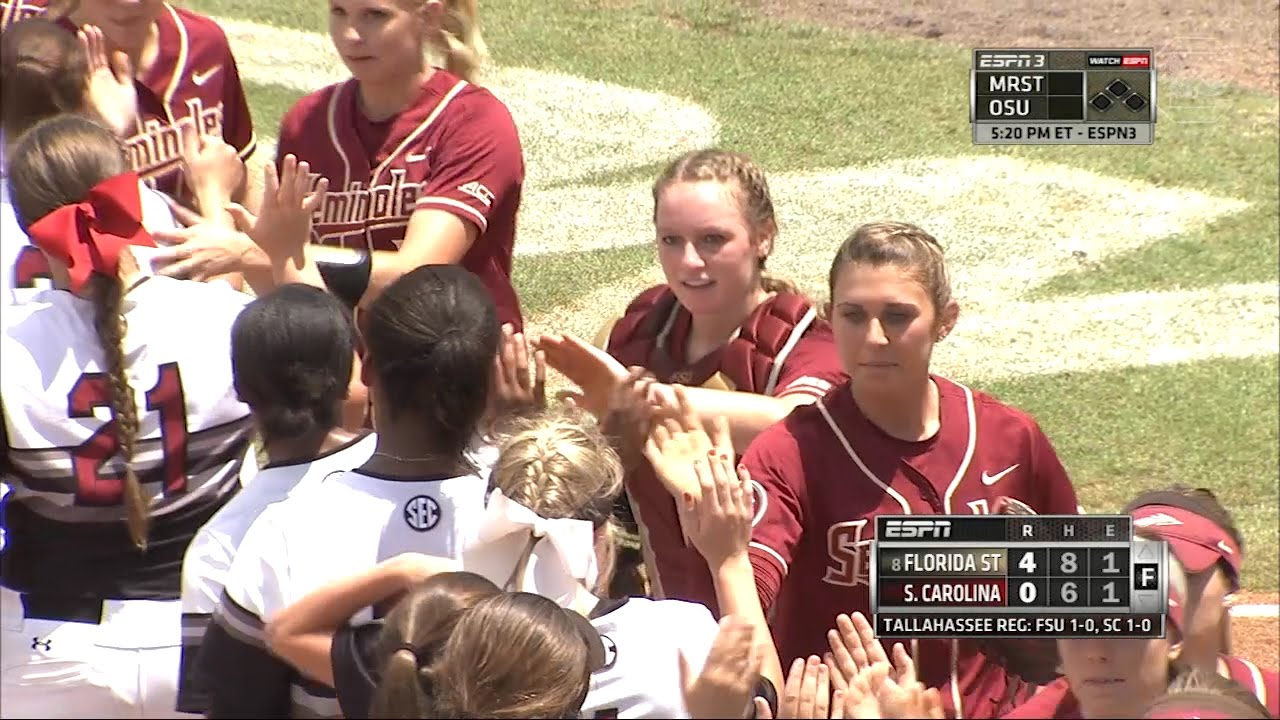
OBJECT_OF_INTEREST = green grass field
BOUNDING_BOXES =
[188,0,1279,589]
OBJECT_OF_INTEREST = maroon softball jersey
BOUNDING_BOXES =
[36,3,257,199]
[275,69,525,331]
[744,375,1081,718]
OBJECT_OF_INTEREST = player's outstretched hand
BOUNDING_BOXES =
[150,222,262,282]
[181,131,245,213]
[490,323,547,421]
[644,384,733,502]
[599,366,661,472]
[231,154,327,264]
[79,25,136,138]
[679,427,753,570]
[756,655,830,719]
[826,613,916,692]
[533,333,628,418]
[680,615,761,719]
[874,677,945,720]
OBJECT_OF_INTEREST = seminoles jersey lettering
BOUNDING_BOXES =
[127,95,227,184]
[50,4,256,198]
[0,0,43,30]
[298,77,468,249]
[311,168,426,245]
[1,277,253,598]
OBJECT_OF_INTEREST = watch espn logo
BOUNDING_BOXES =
[1088,54,1150,67]
[882,519,953,539]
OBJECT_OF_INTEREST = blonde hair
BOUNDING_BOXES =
[828,221,953,313]
[412,0,488,85]
[490,409,624,595]
[8,115,149,550]
[653,148,799,297]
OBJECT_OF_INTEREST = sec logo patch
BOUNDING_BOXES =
[404,495,442,532]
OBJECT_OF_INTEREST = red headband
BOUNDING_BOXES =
[25,173,156,294]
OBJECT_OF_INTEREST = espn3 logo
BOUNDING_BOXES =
[976,52,1047,69]
[882,518,953,539]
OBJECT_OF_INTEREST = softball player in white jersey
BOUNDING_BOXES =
[0,116,254,719]
[262,413,731,719]
[196,265,503,718]
[177,284,377,714]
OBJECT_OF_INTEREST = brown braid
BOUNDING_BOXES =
[88,274,148,550]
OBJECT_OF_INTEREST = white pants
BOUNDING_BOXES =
[0,588,198,719]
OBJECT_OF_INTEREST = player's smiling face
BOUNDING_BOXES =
[72,0,165,53]
[328,0,430,85]
[829,262,952,388]
[654,180,768,319]
[1057,636,1173,718]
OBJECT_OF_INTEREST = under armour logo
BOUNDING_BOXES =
[404,495,442,532]
[31,637,51,651]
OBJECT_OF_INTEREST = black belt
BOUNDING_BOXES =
[20,595,104,624]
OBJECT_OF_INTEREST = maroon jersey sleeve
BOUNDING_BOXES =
[1026,419,1080,515]
[273,87,332,170]
[742,422,809,611]
[220,43,255,160]
[413,91,523,233]
[770,330,847,401]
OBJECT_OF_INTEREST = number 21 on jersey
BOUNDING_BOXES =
[69,361,189,505]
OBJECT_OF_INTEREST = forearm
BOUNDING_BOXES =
[359,249,423,309]
[192,182,246,290]
[674,386,798,453]
[299,245,414,309]
[714,554,785,694]
[267,562,406,650]
[265,563,405,683]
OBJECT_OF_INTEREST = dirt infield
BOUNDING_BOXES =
[741,0,1280,93]
[1231,592,1280,669]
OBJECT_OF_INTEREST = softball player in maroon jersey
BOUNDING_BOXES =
[24,0,256,202]
[273,0,524,328]
[743,221,1082,719]
[535,149,845,609]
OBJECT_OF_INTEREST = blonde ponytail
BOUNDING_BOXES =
[435,0,488,84]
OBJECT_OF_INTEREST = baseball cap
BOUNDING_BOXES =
[1130,504,1241,591]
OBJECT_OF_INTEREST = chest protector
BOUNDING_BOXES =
[606,285,820,395]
